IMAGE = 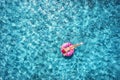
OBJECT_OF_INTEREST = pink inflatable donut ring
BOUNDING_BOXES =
[61,42,74,57]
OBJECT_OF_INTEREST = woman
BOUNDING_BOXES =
[61,42,83,56]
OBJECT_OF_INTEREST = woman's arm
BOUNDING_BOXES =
[73,42,83,48]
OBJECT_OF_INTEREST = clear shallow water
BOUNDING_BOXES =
[0,0,120,80]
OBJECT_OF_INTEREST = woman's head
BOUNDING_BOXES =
[61,49,66,54]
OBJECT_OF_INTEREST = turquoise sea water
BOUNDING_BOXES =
[0,0,120,80]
